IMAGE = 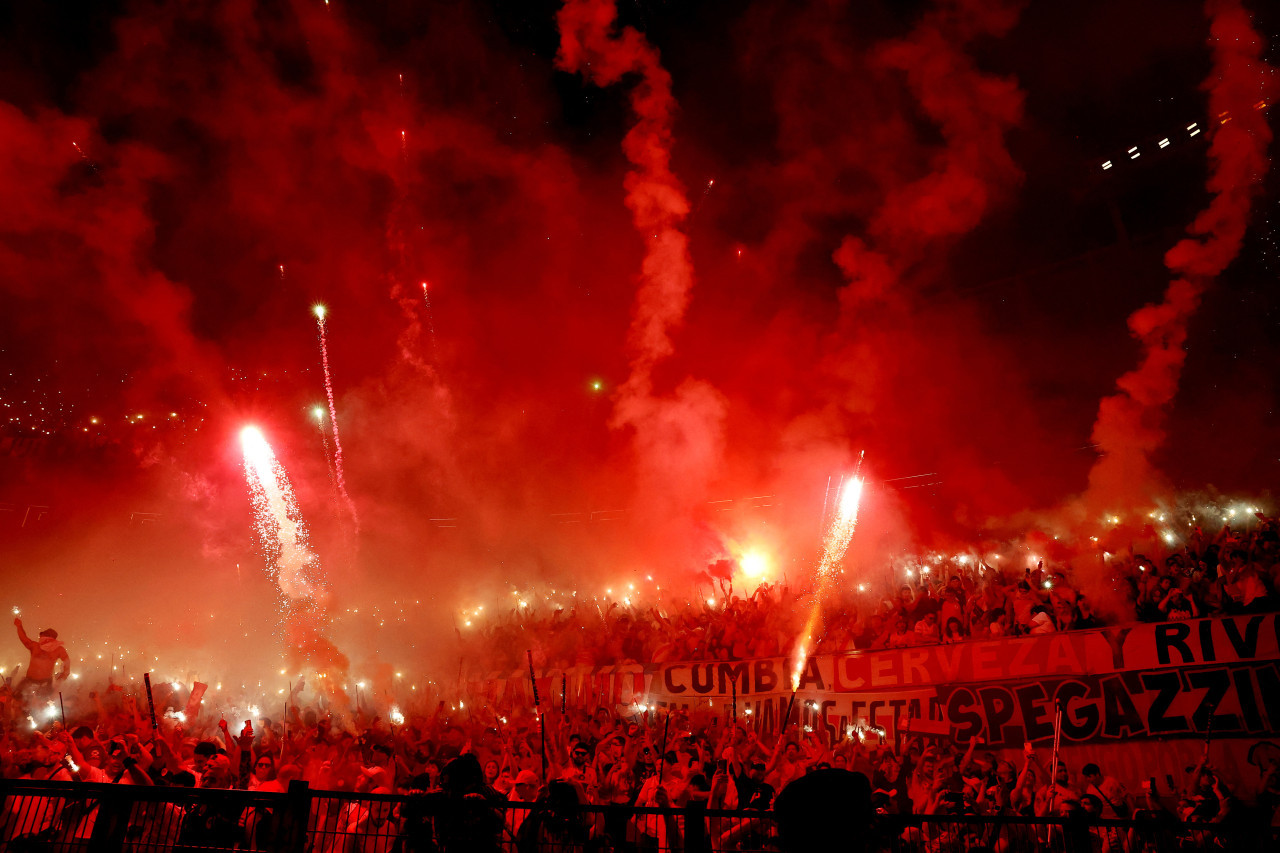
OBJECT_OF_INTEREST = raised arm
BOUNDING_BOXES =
[122,754,154,785]
[1185,745,1209,797]
[13,618,35,650]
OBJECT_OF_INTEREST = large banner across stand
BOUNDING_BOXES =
[472,614,1280,749]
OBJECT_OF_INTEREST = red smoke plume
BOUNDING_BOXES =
[1,0,1276,690]
[1084,0,1274,514]
[556,0,726,525]
[835,0,1025,311]
[784,0,1029,545]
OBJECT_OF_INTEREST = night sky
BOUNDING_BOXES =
[0,0,1276,680]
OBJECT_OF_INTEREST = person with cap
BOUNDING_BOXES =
[1081,762,1130,819]
[505,769,540,837]
[181,740,219,785]
[13,617,70,696]
[733,757,776,810]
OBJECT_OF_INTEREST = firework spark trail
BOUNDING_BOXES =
[241,426,349,688]
[688,178,715,226]
[791,452,865,690]
[556,0,691,384]
[312,407,337,488]
[421,282,439,359]
[556,0,726,513]
[313,306,359,527]
[241,426,325,604]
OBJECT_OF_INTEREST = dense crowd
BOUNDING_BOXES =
[480,516,1280,672]
[3,682,1276,851]
[2,515,1278,849]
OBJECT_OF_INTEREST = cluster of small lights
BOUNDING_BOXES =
[0,377,207,440]
[891,550,985,583]
[845,497,1269,601]
[1100,100,1270,171]
[0,369,79,436]
[227,366,313,390]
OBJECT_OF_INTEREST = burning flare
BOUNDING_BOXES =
[791,456,866,689]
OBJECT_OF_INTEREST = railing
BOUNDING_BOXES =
[2,779,1274,853]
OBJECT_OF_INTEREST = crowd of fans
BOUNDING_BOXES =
[2,515,1278,849]
[3,681,1276,851]
[482,516,1280,672]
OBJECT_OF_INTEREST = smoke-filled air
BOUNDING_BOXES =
[2,0,1277,721]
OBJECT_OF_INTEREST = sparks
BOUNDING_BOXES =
[420,282,439,357]
[313,307,358,527]
[241,426,333,666]
[792,453,866,689]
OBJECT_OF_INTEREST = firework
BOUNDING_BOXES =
[243,426,349,682]
[313,306,358,527]
[241,426,326,604]
[420,282,438,358]
[312,406,337,487]
[790,452,866,690]
[689,177,716,224]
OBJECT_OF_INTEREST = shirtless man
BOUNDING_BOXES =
[14,618,70,697]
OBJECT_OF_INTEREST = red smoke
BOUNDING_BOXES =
[836,0,1025,303]
[797,0,1030,544]
[556,0,726,526]
[1084,0,1274,515]
[0,0,1276,687]
[873,0,1024,249]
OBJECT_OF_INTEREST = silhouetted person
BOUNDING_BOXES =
[773,768,872,853]
[429,753,505,853]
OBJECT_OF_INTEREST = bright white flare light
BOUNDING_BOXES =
[740,551,768,579]
[390,707,405,726]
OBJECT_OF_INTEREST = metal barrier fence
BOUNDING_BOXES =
[2,779,1274,853]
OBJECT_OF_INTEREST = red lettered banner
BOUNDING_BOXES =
[474,615,1280,746]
